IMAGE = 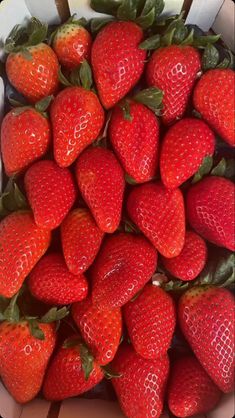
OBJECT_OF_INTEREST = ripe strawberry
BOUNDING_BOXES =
[187,176,235,251]
[29,253,88,305]
[179,286,235,392]
[0,211,51,298]
[127,182,185,257]
[91,21,146,109]
[194,69,235,147]
[76,147,125,233]
[24,160,77,230]
[72,297,122,365]
[146,45,201,124]
[162,231,207,281]
[168,355,222,417]
[160,118,215,189]
[61,208,104,274]
[112,344,169,418]
[91,232,157,309]
[124,284,176,359]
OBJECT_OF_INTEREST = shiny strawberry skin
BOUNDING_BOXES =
[162,231,207,281]
[61,208,104,274]
[29,253,88,305]
[72,297,122,365]
[168,355,222,417]
[112,344,169,418]
[194,69,235,147]
[6,43,59,103]
[1,108,50,176]
[0,321,56,403]
[187,176,235,251]
[0,211,51,298]
[160,118,215,189]
[109,101,160,183]
[76,147,125,233]
[179,286,235,393]
[124,284,176,359]
[24,160,77,230]
[91,232,157,309]
[91,21,146,109]
[146,45,201,124]
[51,86,104,167]
[127,182,185,257]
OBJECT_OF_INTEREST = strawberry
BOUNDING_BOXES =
[179,286,235,392]
[162,231,207,281]
[72,296,122,365]
[91,232,157,309]
[186,176,235,251]
[127,182,185,257]
[75,147,125,233]
[24,160,77,230]
[112,344,169,418]
[91,21,146,109]
[29,253,88,305]
[61,208,104,274]
[0,211,51,298]
[193,69,235,147]
[160,118,215,189]
[168,355,222,417]
[124,284,176,359]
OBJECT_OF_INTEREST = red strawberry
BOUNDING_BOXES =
[168,355,222,417]
[0,211,51,298]
[146,45,201,124]
[29,253,88,305]
[194,69,235,147]
[124,284,176,359]
[160,118,215,189]
[187,176,235,251]
[91,21,146,109]
[162,231,207,281]
[109,101,160,183]
[24,160,77,230]
[72,297,122,365]
[76,147,125,233]
[91,232,157,309]
[112,344,169,418]
[127,182,185,257]
[61,208,104,274]
[179,286,235,392]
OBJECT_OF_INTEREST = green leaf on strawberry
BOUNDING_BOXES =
[40,307,69,323]
[192,155,213,184]
[133,87,163,115]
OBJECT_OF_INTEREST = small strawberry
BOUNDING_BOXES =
[160,118,215,189]
[194,69,235,147]
[124,284,176,359]
[187,176,235,251]
[91,232,157,309]
[179,286,235,392]
[127,182,185,257]
[24,160,77,230]
[76,147,125,233]
[168,355,222,417]
[61,208,104,274]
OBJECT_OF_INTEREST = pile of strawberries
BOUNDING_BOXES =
[0,1,234,417]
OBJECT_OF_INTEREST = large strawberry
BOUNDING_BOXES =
[187,176,235,250]
[24,160,77,230]
[76,147,125,233]
[179,286,235,392]
[160,118,215,189]
[61,208,104,274]
[112,344,169,418]
[127,182,185,257]
[124,284,176,359]
[0,211,51,298]
[194,69,235,147]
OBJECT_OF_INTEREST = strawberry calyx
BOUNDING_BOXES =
[201,44,234,72]
[9,95,53,118]
[63,336,95,380]
[59,60,93,90]
[119,87,163,121]
[0,178,28,219]
[192,156,235,184]
[102,364,122,379]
